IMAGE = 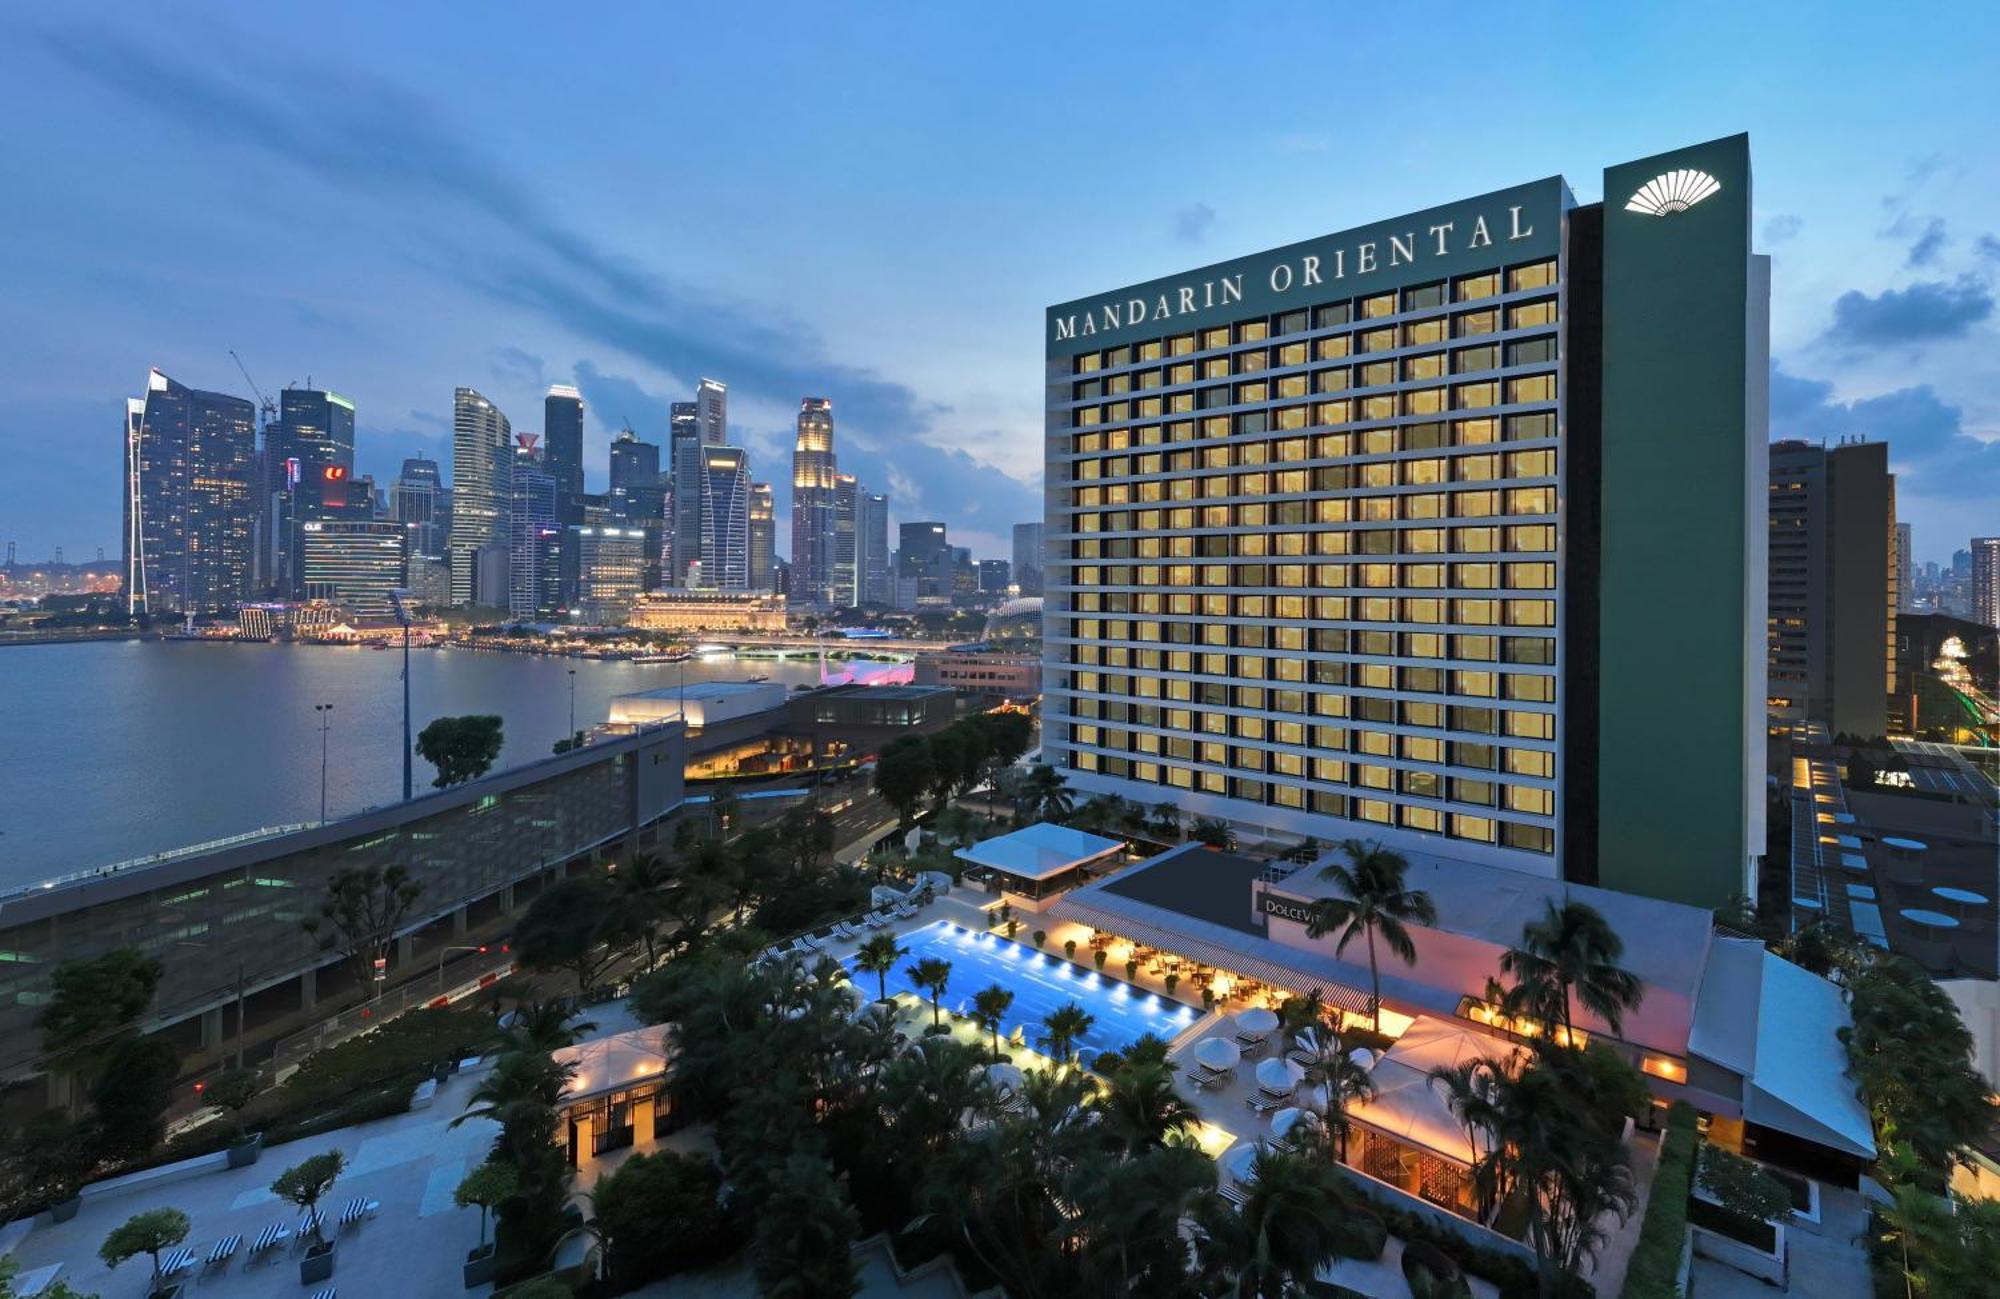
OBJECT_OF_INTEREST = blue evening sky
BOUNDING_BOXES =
[1,2,1995,565]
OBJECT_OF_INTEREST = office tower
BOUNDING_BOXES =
[1895,523,1913,614]
[859,491,890,605]
[791,398,839,604]
[696,378,727,446]
[951,546,977,599]
[832,474,860,606]
[1045,135,1767,909]
[609,429,665,589]
[748,482,776,592]
[544,385,585,524]
[447,387,512,606]
[391,457,447,562]
[897,521,952,600]
[300,520,406,619]
[574,525,649,622]
[1975,539,2000,628]
[668,401,701,585]
[509,440,560,620]
[259,386,359,597]
[1012,521,1045,596]
[979,559,1012,593]
[1768,439,1897,738]
[124,368,258,615]
[698,446,752,590]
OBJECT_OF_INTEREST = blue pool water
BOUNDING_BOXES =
[850,920,1198,1060]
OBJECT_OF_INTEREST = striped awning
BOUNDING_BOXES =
[1048,892,1374,1018]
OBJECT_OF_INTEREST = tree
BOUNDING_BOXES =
[89,1035,181,1159]
[1016,763,1073,824]
[1147,802,1183,841]
[415,714,504,788]
[1189,817,1236,849]
[854,933,908,1004]
[776,799,837,877]
[610,854,676,973]
[1499,900,1643,1044]
[1777,919,1872,984]
[1304,840,1437,1034]
[874,736,935,828]
[1096,1061,1199,1154]
[301,863,424,990]
[972,984,1016,1063]
[454,1159,518,1254]
[500,1000,595,1054]
[586,1150,734,1291]
[1197,1147,1355,1297]
[202,1068,261,1144]
[1696,1146,1794,1225]
[1036,1001,1095,1065]
[99,1208,190,1293]
[38,949,163,1099]
[1877,1172,2000,1296]
[927,728,969,807]
[271,1150,345,1251]
[752,1153,860,1298]
[514,872,626,993]
[907,957,953,1030]
[1842,954,1990,1190]
[1300,1024,1376,1162]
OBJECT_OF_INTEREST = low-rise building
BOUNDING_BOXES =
[628,590,789,632]
[914,649,1042,699]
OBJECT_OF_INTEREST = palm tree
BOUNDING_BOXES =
[1147,802,1183,841]
[1036,1001,1095,1065]
[1499,900,1643,1044]
[971,984,1016,1063]
[1189,817,1236,849]
[1200,1147,1356,1297]
[908,956,953,1030]
[1095,1061,1199,1153]
[501,999,596,1053]
[1302,1025,1377,1162]
[1304,839,1437,1034]
[854,933,908,1004]
[611,852,676,971]
[878,1036,994,1159]
[1018,763,1073,823]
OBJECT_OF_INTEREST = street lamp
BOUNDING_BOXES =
[437,943,493,988]
[313,703,334,823]
[389,587,414,803]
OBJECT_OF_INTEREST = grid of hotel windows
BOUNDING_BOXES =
[1047,257,1563,859]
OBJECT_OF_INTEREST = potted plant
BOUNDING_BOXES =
[1005,919,1019,940]
[1032,929,1046,949]
[1125,958,1140,981]
[1164,972,1180,997]
[1093,949,1108,972]
[1202,987,1217,1012]
[272,1149,346,1284]
[203,1068,264,1167]
[100,1207,191,1298]
[30,1111,95,1222]
[1064,938,1078,961]
[454,1159,517,1289]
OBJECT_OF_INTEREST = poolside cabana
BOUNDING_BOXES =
[957,822,1126,902]
[552,1024,673,1168]
[1343,1017,1523,1219]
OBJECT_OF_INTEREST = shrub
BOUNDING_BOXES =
[280,1006,495,1113]
[1336,1207,1388,1260]
[591,1150,738,1290]
[1621,1100,1697,1299]
[1402,1238,1472,1298]
[1332,1167,1591,1299]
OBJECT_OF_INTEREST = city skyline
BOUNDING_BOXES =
[1,5,1997,566]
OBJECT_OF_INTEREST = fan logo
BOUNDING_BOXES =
[1626,169,1722,217]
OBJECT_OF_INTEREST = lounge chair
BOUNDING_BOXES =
[1244,1091,1287,1114]
[204,1234,242,1272]
[1219,1182,1249,1207]
[249,1222,290,1257]
[159,1247,196,1278]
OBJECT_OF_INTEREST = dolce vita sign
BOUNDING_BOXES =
[1048,177,1566,355]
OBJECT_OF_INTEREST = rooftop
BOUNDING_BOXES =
[955,822,1125,880]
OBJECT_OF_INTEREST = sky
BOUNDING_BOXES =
[0,2,1995,568]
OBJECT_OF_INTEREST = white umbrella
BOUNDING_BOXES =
[986,1062,1024,1094]
[1348,1047,1376,1071]
[1271,1107,1318,1140]
[1255,1057,1303,1093]
[1193,1037,1241,1071]
[1301,1083,1329,1114]
[1234,1006,1280,1035]
[1218,1143,1262,1186]
[1294,1028,1320,1058]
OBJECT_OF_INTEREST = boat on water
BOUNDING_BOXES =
[746,674,770,683]
[632,651,692,664]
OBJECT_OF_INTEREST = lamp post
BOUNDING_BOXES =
[389,588,414,803]
[437,943,490,990]
[312,703,334,823]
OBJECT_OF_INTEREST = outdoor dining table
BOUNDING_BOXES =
[1901,908,1960,929]
[1933,886,1988,917]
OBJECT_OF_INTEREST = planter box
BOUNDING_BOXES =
[226,1133,264,1169]
[300,1241,335,1285]
[463,1243,498,1289]
[47,1196,80,1224]
[1691,1223,1787,1286]
[147,1285,184,1299]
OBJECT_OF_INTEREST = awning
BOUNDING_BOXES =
[1745,955,1875,1160]
[1346,1017,1522,1168]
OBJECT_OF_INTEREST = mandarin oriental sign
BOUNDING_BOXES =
[1047,178,1567,356]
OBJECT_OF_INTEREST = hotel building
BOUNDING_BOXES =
[1043,136,1767,909]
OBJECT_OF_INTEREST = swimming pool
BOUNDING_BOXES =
[851,920,1198,1061]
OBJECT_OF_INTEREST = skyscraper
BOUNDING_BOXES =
[447,387,512,606]
[1895,522,1913,614]
[791,398,838,605]
[832,473,859,607]
[696,377,727,446]
[124,368,258,615]
[544,384,585,524]
[609,429,665,589]
[748,482,776,592]
[574,525,649,622]
[1974,538,2000,629]
[263,386,359,597]
[668,401,701,586]
[391,456,447,563]
[1044,135,1767,909]
[509,439,560,620]
[300,520,406,619]
[898,521,951,599]
[1012,522,1045,596]
[859,491,890,605]
[699,445,751,590]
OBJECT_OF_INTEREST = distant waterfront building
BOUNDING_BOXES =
[1768,439,1897,738]
[978,559,1012,594]
[859,490,890,605]
[832,473,859,606]
[898,521,951,600]
[1895,522,1913,615]
[391,457,447,561]
[509,443,561,620]
[264,386,360,598]
[447,387,512,606]
[791,398,839,605]
[699,445,752,591]
[628,589,789,632]
[1974,538,2000,630]
[300,520,406,619]
[125,368,259,615]
[574,525,649,623]
[609,428,665,588]
[407,554,452,608]
[668,401,700,586]
[1044,135,1767,909]
[915,649,1042,699]
[1012,521,1045,596]
[544,384,585,525]
[696,378,727,446]
[747,482,776,592]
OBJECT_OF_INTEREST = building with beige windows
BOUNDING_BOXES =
[628,589,789,632]
[1044,136,1768,909]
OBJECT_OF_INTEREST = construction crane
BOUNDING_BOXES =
[228,349,278,429]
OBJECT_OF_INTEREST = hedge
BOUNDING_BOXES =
[1620,1100,1697,1299]
[1332,1168,1592,1299]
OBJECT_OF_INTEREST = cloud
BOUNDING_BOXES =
[1763,214,1803,244]
[1821,276,1994,348]
[1173,203,1217,244]
[1904,217,1947,268]
[1977,234,2000,262]
[490,347,546,389]
[1770,362,2000,502]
